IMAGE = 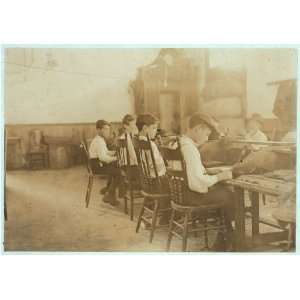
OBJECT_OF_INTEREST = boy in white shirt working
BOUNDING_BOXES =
[180,113,235,250]
[89,119,121,206]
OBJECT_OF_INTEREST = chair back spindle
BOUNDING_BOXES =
[162,138,188,205]
[80,141,93,175]
[136,135,162,193]
[116,133,132,169]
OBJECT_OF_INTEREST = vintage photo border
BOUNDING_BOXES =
[1,44,299,255]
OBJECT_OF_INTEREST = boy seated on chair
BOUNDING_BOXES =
[118,114,139,166]
[180,113,235,250]
[243,113,268,149]
[117,114,140,191]
[136,113,171,225]
[136,114,167,180]
[230,113,269,163]
[89,119,122,206]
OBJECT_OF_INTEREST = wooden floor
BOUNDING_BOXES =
[4,166,215,252]
[4,166,287,252]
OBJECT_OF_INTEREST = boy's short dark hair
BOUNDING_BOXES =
[96,119,110,129]
[136,114,158,132]
[122,114,135,126]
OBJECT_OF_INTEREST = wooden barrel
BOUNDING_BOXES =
[48,144,71,169]
[6,137,24,170]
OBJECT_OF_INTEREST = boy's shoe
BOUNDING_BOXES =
[103,193,120,206]
[100,186,109,195]
[102,193,113,203]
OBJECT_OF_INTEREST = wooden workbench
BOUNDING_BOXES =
[225,173,295,251]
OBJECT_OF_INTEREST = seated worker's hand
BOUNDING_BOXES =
[216,170,233,182]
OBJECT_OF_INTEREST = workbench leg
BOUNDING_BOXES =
[234,187,246,251]
[287,223,295,251]
[251,192,260,243]
[4,194,7,221]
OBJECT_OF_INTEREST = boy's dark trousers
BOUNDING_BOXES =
[90,159,122,196]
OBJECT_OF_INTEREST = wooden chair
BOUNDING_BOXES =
[27,130,49,170]
[80,140,108,208]
[135,135,171,243]
[27,150,49,169]
[162,139,228,252]
[116,134,141,220]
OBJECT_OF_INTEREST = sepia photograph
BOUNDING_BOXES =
[3,47,297,252]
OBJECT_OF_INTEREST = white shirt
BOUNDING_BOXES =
[281,131,296,143]
[139,136,166,177]
[180,135,218,193]
[245,129,268,150]
[89,135,116,165]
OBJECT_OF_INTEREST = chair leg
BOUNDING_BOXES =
[136,199,145,233]
[4,195,7,221]
[287,223,295,251]
[130,188,134,221]
[203,218,209,250]
[28,156,32,170]
[124,195,128,215]
[192,219,198,237]
[182,212,189,252]
[43,153,47,168]
[149,200,159,243]
[85,176,93,208]
[220,209,229,250]
[166,209,175,251]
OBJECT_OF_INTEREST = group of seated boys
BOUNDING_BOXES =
[88,109,287,249]
[88,112,241,249]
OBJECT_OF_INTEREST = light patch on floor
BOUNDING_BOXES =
[4,166,286,252]
[4,166,215,252]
